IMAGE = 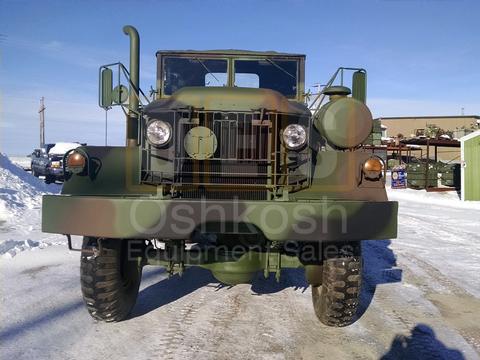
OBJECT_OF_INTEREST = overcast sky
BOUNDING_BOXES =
[1,0,479,155]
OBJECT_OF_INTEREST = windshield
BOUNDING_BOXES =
[234,59,298,98]
[162,56,299,98]
[163,57,228,95]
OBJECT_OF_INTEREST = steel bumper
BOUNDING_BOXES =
[47,167,64,178]
[42,195,398,242]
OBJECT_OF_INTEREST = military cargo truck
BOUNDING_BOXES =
[42,26,398,327]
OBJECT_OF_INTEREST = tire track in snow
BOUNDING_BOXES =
[154,287,210,359]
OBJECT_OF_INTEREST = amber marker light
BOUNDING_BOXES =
[363,157,383,180]
[364,157,383,172]
[66,152,86,174]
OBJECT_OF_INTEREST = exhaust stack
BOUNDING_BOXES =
[123,25,140,146]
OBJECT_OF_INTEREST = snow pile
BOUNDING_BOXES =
[0,153,62,257]
[9,156,31,170]
[0,153,58,220]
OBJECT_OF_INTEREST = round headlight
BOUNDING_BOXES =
[282,124,307,150]
[147,120,172,146]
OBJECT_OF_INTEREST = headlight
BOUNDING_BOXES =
[147,120,172,146]
[282,124,307,150]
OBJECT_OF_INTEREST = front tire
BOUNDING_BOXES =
[311,241,362,327]
[80,237,143,322]
[45,175,54,184]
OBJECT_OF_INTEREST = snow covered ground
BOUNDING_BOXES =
[0,154,62,257]
[0,155,479,359]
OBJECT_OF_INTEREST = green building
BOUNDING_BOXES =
[461,130,480,201]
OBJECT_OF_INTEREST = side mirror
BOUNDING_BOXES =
[100,67,113,108]
[352,71,367,104]
[112,84,129,104]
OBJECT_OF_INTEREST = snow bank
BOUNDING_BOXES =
[9,156,31,170]
[0,153,59,217]
[0,153,62,257]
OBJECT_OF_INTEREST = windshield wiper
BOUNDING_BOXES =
[194,58,222,85]
[265,59,296,79]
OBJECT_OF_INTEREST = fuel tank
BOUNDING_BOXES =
[314,86,373,148]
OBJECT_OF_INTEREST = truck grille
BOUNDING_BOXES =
[177,111,272,160]
[174,111,272,190]
[141,109,310,199]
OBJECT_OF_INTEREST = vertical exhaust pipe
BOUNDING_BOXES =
[123,25,140,146]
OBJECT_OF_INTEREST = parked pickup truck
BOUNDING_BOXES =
[31,142,82,183]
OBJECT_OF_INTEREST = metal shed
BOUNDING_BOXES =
[461,130,480,201]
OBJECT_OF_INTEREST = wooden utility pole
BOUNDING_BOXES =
[39,97,45,147]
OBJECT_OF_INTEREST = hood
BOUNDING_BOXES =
[144,87,309,115]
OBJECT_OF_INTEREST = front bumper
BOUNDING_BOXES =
[42,195,397,242]
[47,167,64,178]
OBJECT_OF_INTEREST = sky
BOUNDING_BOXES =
[0,0,479,155]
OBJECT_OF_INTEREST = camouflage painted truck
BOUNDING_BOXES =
[42,25,398,326]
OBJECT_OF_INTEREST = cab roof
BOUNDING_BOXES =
[156,49,306,58]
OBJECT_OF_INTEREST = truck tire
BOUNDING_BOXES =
[311,241,362,327]
[45,175,54,184]
[80,237,142,322]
